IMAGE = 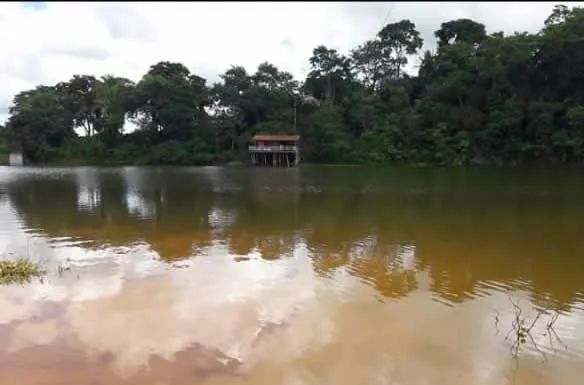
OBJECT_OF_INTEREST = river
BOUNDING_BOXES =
[0,165,583,385]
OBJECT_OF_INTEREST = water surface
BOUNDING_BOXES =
[0,165,583,385]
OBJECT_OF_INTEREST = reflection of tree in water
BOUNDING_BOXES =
[411,194,584,311]
[312,238,419,298]
[7,168,216,260]
[5,167,584,309]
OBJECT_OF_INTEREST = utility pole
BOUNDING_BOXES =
[293,97,297,133]
[286,87,298,133]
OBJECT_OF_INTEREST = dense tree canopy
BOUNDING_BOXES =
[5,4,584,166]
[435,19,487,48]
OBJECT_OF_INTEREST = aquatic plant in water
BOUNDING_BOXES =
[0,259,42,285]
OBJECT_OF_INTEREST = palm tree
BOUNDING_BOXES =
[95,75,135,138]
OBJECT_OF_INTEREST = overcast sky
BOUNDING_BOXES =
[1,1,583,124]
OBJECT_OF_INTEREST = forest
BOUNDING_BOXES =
[3,4,584,166]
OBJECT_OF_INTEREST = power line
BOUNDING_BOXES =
[379,2,395,32]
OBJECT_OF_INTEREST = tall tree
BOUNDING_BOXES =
[6,87,75,161]
[305,45,353,105]
[351,19,423,91]
[210,66,251,152]
[377,19,423,79]
[56,75,100,137]
[134,61,209,140]
[435,19,487,48]
[95,75,135,143]
[350,40,384,92]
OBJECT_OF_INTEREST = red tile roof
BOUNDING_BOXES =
[252,134,300,142]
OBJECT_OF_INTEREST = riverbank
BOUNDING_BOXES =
[18,157,583,168]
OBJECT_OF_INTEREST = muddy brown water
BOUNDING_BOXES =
[0,165,583,385]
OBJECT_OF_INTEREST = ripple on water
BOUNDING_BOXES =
[475,278,530,297]
[46,236,97,249]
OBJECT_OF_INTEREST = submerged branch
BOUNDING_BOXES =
[498,296,566,362]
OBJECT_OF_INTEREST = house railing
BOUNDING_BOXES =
[248,145,298,152]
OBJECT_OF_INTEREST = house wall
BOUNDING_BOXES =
[256,141,297,146]
[9,152,23,166]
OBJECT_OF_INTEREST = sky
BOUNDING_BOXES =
[0,1,583,125]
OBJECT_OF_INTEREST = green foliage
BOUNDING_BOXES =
[0,124,7,164]
[301,106,355,163]
[134,62,209,141]
[56,75,100,137]
[305,46,353,105]
[0,259,42,285]
[96,75,135,144]
[6,6,584,166]
[435,19,487,48]
[7,86,75,161]
[355,114,406,164]
[378,19,424,79]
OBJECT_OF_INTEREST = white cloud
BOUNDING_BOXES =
[0,1,583,124]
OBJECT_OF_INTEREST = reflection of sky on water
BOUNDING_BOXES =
[77,186,101,212]
[75,168,102,213]
[122,167,159,219]
[4,242,584,385]
[0,199,322,377]
[125,190,156,219]
[208,207,237,230]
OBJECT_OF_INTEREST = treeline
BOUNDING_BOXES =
[4,4,584,166]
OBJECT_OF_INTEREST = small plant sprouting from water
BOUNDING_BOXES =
[496,295,566,362]
[0,259,43,285]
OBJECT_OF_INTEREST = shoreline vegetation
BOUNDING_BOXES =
[2,5,584,167]
[0,259,42,285]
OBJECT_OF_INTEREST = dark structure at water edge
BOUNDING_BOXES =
[249,134,300,167]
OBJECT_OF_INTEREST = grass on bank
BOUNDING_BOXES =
[0,259,42,285]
